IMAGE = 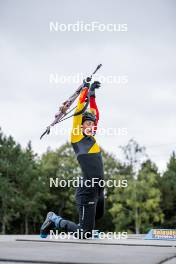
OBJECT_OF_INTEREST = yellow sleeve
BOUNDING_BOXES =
[70,88,88,143]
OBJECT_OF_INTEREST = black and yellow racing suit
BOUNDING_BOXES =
[71,87,104,199]
[59,87,104,238]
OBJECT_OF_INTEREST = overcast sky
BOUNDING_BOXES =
[0,0,176,172]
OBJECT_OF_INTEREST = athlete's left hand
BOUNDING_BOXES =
[90,81,101,91]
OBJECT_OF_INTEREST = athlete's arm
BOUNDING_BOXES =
[89,81,101,132]
[71,87,88,142]
[90,96,99,132]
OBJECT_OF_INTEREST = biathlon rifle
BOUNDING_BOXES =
[40,64,102,139]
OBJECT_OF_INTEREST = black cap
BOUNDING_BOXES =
[82,111,96,124]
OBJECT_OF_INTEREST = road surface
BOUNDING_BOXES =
[0,235,176,264]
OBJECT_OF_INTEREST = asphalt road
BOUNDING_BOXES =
[0,235,176,264]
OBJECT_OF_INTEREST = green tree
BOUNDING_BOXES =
[109,139,163,233]
[120,139,147,234]
[15,141,47,234]
[98,148,123,231]
[136,160,163,233]
[0,129,21,233]
[160,152,176,228]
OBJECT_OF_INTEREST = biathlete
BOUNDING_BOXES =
[40,80,104,239]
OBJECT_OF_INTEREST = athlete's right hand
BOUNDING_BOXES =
[83,78,91,88]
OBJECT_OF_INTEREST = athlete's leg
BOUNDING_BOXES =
[75,189,99,238]
[40,190,101,239]
[41,204,97,238]
[95,189,105,220]
[40,211,80,238]
[40,201,96,238]
[78,202,97,237]
[59,218,79,232]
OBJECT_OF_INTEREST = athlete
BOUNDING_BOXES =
[40,80,104,239]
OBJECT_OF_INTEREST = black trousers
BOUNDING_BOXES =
[60,187,104,238]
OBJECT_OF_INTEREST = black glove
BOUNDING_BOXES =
[91,81,101,90]
[89,81,101,97]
